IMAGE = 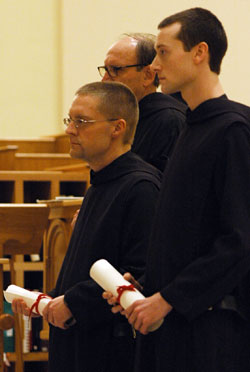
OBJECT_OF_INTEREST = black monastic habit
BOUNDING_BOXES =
[48,151,162,372]
[131,92,186,172]
[136,96,250,372]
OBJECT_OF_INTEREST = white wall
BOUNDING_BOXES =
[0,0,62,137]
[62,0,250,112]
[1,0,249,137]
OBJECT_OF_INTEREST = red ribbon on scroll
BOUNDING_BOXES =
[29,293,52,317]
[116,284,136,305]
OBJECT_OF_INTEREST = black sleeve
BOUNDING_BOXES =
[160,123,250,321]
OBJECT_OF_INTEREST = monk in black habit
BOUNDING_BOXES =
[11,82,162,372]
[100,33,186,172]
[104,8,250,372]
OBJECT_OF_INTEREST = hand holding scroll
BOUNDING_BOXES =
[5,285,73,329]
[104,287,172,335]
[12,298,40,318]
[103,272,141,314]
[4,285,51,317]
[90,259,164,333]
[43,295,73,330]
[124,292,172,335]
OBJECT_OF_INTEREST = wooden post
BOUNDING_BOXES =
[0,204,50,371]
[0,254,5,372]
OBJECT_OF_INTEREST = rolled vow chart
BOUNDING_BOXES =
[89,259,163,332]
[4,285,51,315]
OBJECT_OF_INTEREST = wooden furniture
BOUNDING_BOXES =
[1,200,82,368]
[0,204,49,256]
[44,163,91,189]
[39,198,83,341]
[0,138,56,153]
[0,146,18,170]
[0,170,89,204]
[45,162,89,172]
[0,258,15,372]
[0,204,50,372]
[1,152,84,172]
[14,153,83,171]
[0,135,89,370]
[7,352,48,363]
[0,134,69,154]
[42,198,83,293]
[42,133,70,153]
[0,136,90,192]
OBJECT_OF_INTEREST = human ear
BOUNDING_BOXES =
[111,119,126,139]
[193,42,209,65]
[143,65,156,87]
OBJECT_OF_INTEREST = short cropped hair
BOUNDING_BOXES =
[158,8,228,74]
[123,33,159,87]
[76,81,139,145]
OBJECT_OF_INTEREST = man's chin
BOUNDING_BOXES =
[160,84,178,95]
[69,149,84,160]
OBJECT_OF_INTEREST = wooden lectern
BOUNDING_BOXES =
[0,204,49,372]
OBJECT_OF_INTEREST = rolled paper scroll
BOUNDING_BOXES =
[89,259,163,332]
[3,285,51,316]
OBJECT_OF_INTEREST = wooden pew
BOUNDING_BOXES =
[0,204,50,372]
[0,135,85,173]
[0,203,49,256]
[54,134,70,153]
[0,138,56,153]
[0,258,15,372]
[0,150,85,173]
[0,133,70,154]
[0,146,18,170]
[38,198,83,341]
[14,153,83,171]
[45,163,90,190]
[42,133,70,153]
[0,170,88,203]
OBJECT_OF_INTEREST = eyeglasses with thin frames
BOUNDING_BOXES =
[63,117,119,129]
[97,64,148,78]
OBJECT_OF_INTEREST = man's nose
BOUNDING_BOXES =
[65,121,77,135]
[151,56,161,72]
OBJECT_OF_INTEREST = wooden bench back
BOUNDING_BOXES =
[0,204,49,255]
[0,146,18,170]
[0,138,56,153]
[14,153,83,171]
